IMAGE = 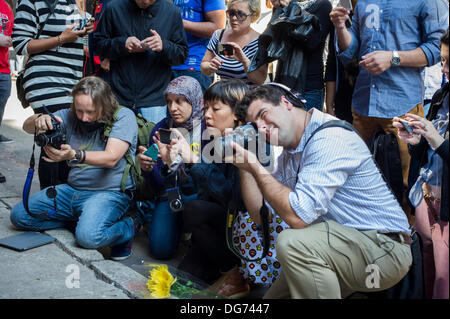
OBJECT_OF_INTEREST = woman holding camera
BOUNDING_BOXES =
[137,76,204,260]
[200,0,267,86]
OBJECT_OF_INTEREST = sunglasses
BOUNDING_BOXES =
[226,9,252,21]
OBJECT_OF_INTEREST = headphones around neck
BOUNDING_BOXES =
[263,82,307,109]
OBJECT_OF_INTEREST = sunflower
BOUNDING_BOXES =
[146,265,177,298]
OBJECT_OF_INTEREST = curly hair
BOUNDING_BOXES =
[69,76,119,124]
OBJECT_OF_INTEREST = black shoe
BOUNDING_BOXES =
[0,135,13,144]
[0,172,5,183]
[130,209,144,235]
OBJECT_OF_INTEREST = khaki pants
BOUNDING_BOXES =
[352,104,424,224]
[264,221,412,299]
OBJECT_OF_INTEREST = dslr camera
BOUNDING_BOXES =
[35,118,66,150]
[219,123,272,166]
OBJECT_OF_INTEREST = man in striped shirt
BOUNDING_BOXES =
[232,84,413,299]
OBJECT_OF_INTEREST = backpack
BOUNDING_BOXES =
[367,129,404,205]
[103,106,156,202]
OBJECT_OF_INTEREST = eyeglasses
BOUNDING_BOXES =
[226,9,252,21]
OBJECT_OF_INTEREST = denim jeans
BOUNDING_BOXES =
[0,73,11,127]
[148,193,197,259]
[10,184,134,248]
[172,70,213,92]
[303,88,324,112]
[138,105,167,124]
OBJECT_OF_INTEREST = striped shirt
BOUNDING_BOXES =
[269,109,411,234]
[12,0,87,111]
[206,29,258,86]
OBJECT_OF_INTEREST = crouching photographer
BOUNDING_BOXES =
[10,76,140,261]
[230,83,413,299]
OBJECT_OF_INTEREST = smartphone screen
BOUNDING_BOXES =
[158,128,172,145]
[143,143,159,161]
[218,43,234,56]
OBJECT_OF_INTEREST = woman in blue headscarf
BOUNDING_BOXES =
[137,75,205,259]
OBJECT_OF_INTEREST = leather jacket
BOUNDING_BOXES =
[248,0,320,92]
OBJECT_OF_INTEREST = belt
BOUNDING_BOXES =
[378,231,412,245]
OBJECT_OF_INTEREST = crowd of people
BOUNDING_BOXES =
[0,0,448,300]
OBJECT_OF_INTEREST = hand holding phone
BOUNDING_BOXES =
[338,0,353,28]
[158,128,173,145]
[74,18,89,31]
[400,120,414,134]
[217,43,234,56]
[143,143,159,161]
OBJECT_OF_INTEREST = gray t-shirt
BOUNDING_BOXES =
[55,108,138,191]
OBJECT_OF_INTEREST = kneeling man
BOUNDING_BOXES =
[232,84,413,298]
[11,76,138,261]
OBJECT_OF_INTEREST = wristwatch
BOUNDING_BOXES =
[67,150,82,167]
[391,50,401,66]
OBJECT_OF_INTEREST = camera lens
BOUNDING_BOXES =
[169,199,183,212]
[35,133,49,147]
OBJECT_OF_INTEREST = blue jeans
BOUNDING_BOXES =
[10,184,134,248]
[0,73,11,127]
[138,105,167,124]
[172,70,213,92]
[148,193,197,259]
[303,88,325,112]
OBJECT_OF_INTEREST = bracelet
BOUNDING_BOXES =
[79,150,86,164]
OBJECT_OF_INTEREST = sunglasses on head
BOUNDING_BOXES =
[226,9,252,21]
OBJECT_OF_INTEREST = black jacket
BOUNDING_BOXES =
[408,82,449,222]
[248,0,320,93]
[92,0,188,109]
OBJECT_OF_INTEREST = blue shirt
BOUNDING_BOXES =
[173,0,226,72]
[269,109,411,233]
[337,0,448,118]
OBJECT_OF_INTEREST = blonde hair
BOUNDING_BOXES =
[227,0,261,23]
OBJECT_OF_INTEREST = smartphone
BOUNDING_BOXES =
[217,43,234,56]
[339,0,353,11]
[143,143,159,161]
[74,18,89,31]
[158,128,173,144]
[400,120,414,134]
